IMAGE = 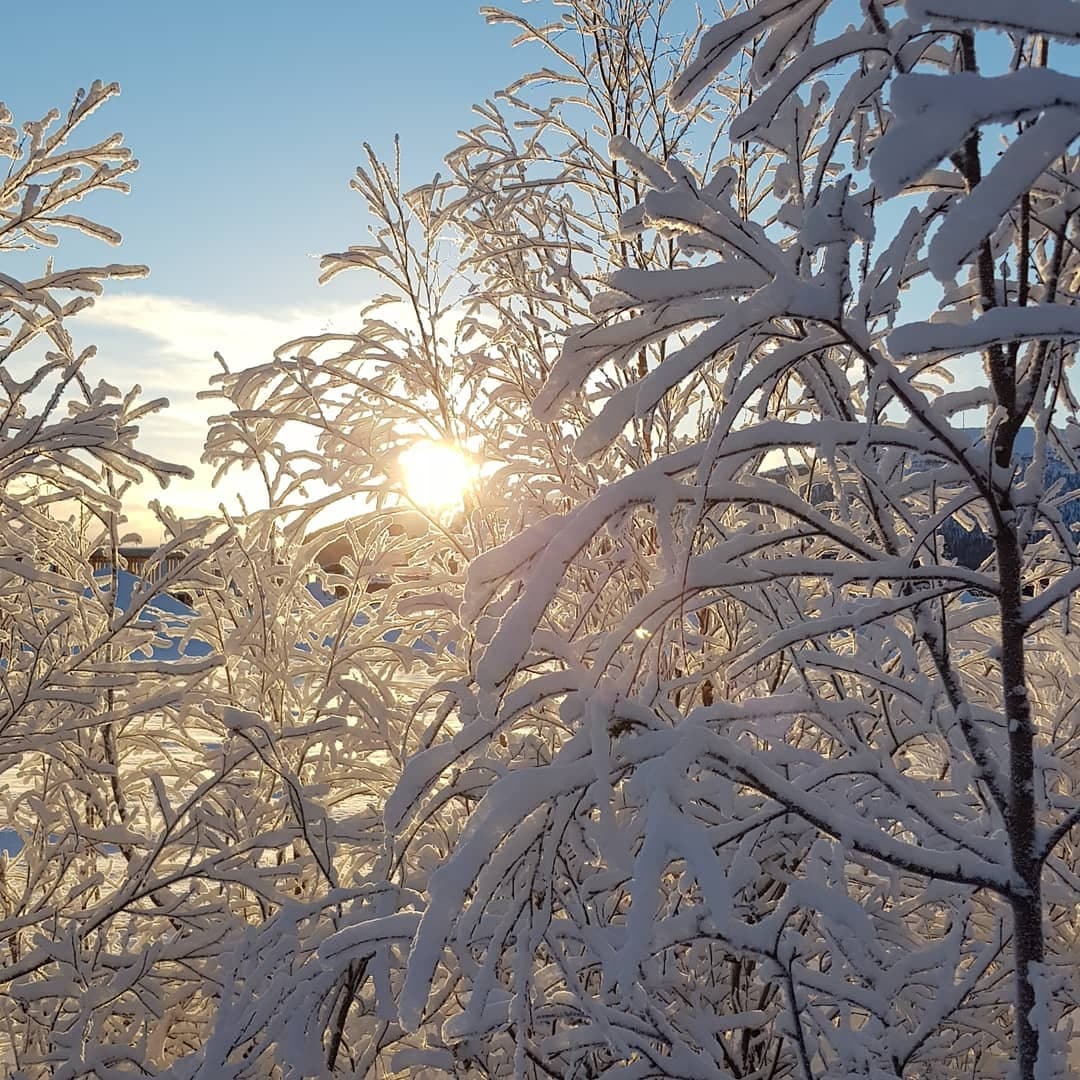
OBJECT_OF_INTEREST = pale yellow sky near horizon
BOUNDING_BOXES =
[77,291,362,540]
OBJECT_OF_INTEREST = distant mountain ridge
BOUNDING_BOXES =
[943,428,1079,568]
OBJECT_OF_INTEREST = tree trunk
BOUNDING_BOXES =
[998,526,1044,1079]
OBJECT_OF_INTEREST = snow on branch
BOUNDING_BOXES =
[890,306,1080,356]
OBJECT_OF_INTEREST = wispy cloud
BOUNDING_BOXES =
[76,292,358,537]
[80,291,355,381]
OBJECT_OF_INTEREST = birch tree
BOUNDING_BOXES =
[0,85,269,1077]
[189,3,741,1073]
[385,2,1080,1077]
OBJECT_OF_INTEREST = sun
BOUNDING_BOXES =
[398,440,475,512]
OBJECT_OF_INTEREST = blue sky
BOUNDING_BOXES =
[5,2,530,532]
[6,2,526,306]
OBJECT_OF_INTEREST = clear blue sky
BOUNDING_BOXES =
[4,2,535,531]
[6,1,527,308]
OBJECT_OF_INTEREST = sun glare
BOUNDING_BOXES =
[399,440,475,512]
